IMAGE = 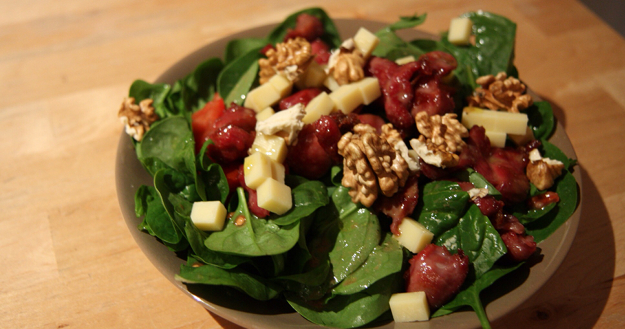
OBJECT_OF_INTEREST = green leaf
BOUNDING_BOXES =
[417,181,470,236]
[196,140,230,203]
[177,257,282,301]
[217,47,263,105]
[128,80,173,118]
[205,188,301,256]
[331,234,404,296]
[182,57,224,113]
[270,180,329,225]
[309,186,381,284]
[436,205,507,277]
[525,101,555,140]
[372,14,428,60]
[286,273,401,328]
[387,13,428,31]
[456,168,501,198]
[136,116,195,176]
[225,38,268,65]
[432,263,524,328]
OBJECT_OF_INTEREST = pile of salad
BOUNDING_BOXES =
[120,8,578,329]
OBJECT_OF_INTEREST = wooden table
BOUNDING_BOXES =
[1,0,623,328]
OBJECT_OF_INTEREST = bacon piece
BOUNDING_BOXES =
[500,232,537,263]
[310,39,331,64]
[356,114,385,134]
[286,124,333,179]
[279,88,322,110]
[459,126,530,204]
[374,175,420,235]
[404,244,469,309]
[412,78,455,117]
[528,191,560,210]
[284,13,324,42]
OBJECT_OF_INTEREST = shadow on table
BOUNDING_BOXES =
[491,166,615,328]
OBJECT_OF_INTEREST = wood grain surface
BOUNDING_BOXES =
[1,0,623,328]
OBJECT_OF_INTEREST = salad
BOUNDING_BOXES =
[118,8,579,329]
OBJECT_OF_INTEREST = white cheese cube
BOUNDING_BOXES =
[461,107,528,135]
[250,133,288,164]
[190,201,227,231]
[255,107,275,121]
[329,83,363,114]
[271,161,285,184]
[323,75,341,91]
[485,130,507,148]
[256,178,292,215]
[353,27,380,59]
[509,125,535,146]
[395,55,416,65]
[243,152,273,189]
[354,77,381,105]
[244,83,281,112]
[267,73,293,98]
[448,17,473,46]
[392,217,434,254]
[389,291,430,322]
[303,92,334,124]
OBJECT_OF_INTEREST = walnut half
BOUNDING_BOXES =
[468,72,533,113]
[327,39,365,85]
[118,97,159,141]
[338,124,409,207]
[526,149,565,190]
[259,37,312,84]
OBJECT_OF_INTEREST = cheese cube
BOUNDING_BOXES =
[296,61,327,90]
[250,133,288,163]
[392,217,434,254]
[509,125,535,146]
[244,83,281,112]
[256,178,292,215]
[329,83,363,114]
[243,152,273,189]
[395,55,416,65]
[353,27,380,59]
[323,75,340,91]
[267,73,293,98]
[461,107,528,135]
[271,161,285,184]
[256,107,275,121]
[354,77,381,105]
[190,201,227,231]
[303,92,334,124]
[485,130,507,148]
[389,291,430,322]
[448,17,473,46]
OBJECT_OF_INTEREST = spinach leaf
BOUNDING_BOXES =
[436,205,507,277]
[417,181,470,236]
[217,47,262,105]
[176,256,282,301]
[128,79,174,118]
[196,140,229,203]
[432,263,524,329]
[372,13,428,60]
[287,273,401,328]
[271,180,329,225]
[524,140,579,242]
[332,233,404,296]
[308,186,381,284]
[205,188,301,256]
[456,168,502,198]
[136,116,195,176]
[266,7,341,47]
[225,38,268,65]
[181,57,223,113]
[525,101,555,140]
[138,182,186,248]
